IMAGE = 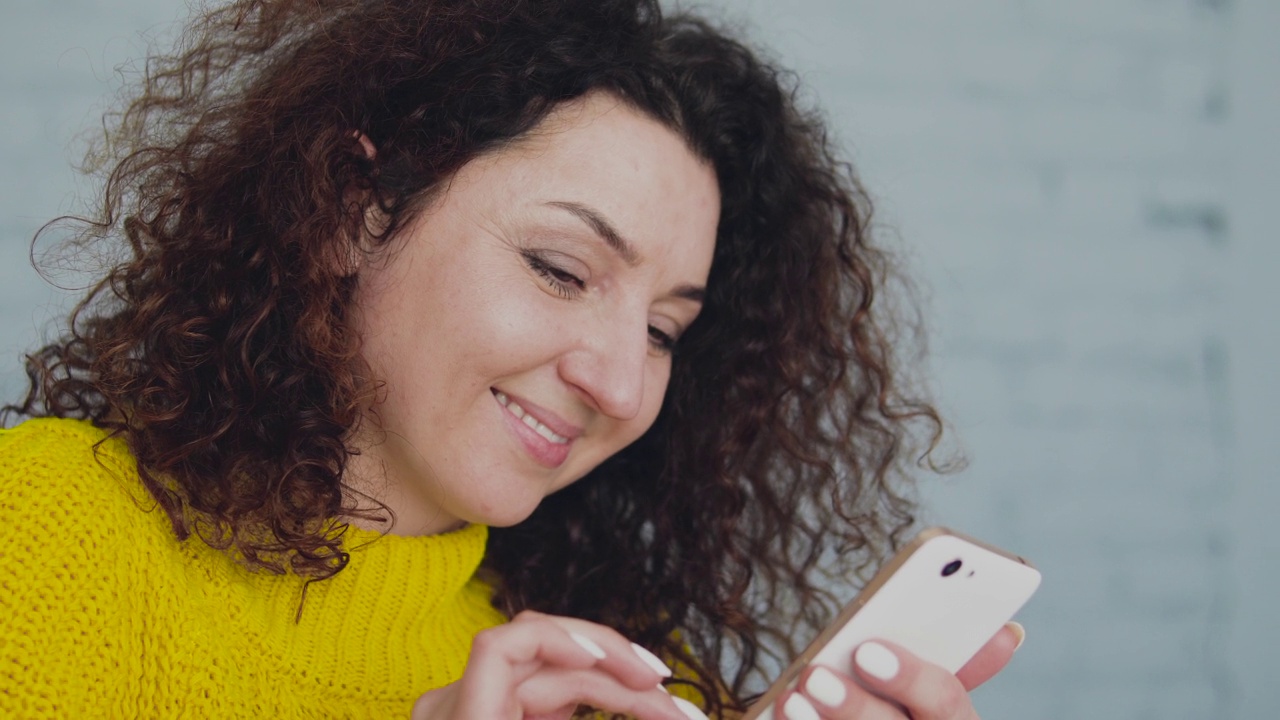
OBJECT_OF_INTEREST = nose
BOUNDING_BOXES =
[557,312,650,421]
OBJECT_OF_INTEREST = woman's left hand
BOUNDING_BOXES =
[770,622,1024,719]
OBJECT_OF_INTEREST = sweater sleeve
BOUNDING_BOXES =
[0,419,152,716]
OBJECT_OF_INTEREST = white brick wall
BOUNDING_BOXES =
[694,1,1274,718]
[1221,1,1280,718]
[0,0,184,399]
[2,1,1276,718]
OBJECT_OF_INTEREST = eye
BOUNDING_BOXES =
[648,325,677,355]
[522,250,585,299]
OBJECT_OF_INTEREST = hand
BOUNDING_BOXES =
[410,610,708,720]
[771,622,1024,720]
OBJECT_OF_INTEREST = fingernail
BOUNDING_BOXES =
[804,667,847,707]
[631,642,674,677]
[783,693,821,720]
[569,631,607,660]
[1007,621,1026,651]
[854,641,900,681]
[671,695,710,720]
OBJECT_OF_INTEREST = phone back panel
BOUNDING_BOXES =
[745,530,1040,720]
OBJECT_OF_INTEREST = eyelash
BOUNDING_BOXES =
[521,250,678,354]
[522,251,584,299]
[648,326,677,354]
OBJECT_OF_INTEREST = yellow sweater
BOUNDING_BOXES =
[0,417,507,718]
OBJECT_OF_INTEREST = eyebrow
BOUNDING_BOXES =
[545,200,640,266]
[544,200,706,304]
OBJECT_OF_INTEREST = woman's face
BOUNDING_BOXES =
[345,93,720,535]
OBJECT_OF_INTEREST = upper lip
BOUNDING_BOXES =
[493,388,585,440]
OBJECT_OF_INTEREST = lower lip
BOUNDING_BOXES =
[496,394,573,469]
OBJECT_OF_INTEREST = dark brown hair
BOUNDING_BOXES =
[5,0,944,713]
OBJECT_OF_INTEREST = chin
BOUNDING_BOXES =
[467,497,545,529]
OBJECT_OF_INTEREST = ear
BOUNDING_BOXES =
[352,130,377,161]
[334,131,383,277]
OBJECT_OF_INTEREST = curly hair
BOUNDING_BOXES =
[5,0,945,713]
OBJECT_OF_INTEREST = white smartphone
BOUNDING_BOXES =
[743,527,1041,719]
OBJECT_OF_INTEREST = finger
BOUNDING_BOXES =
[452,612,686,718]
[524,706,577,720]
[469,614,606,678]
[849,640,977,720]
[779,666,903,720]
[450,618,610,717]
[410,683,457,720]
[518,611,676,691]
[955,621,1024,691]
[517,666,706,720]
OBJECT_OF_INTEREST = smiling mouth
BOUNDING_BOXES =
[493,391,571,444]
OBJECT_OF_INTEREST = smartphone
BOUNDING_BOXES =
[743,527,1041,720]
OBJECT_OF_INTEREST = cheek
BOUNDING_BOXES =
[468,296,574,378]
[418,265,555,377]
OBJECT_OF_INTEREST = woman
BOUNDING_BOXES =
[0,0,1022,718]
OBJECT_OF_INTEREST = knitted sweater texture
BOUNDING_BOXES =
[0,417,507,718]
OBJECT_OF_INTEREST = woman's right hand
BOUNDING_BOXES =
[410,610,708,720]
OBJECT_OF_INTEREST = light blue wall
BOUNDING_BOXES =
[684,2,1277,718]
[0,0,186,399]
[2,2,1275,718]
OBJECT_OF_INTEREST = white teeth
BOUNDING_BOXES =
[494,391,569,444]
[533,421,567,444]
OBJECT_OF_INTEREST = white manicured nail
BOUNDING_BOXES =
[804,667,847,707]
[671,696,709,720]
[1007,621,1026,651]
[854,641,900,681]
[783,693,821,720]
[631,642,673,677]
[569,631,606,660]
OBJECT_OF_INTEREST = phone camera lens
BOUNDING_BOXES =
[942,559,962,577]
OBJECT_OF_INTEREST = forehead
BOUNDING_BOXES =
[457,93,721,261]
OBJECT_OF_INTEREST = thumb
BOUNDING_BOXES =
[525,706,578,720]
[410,682,460,720]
